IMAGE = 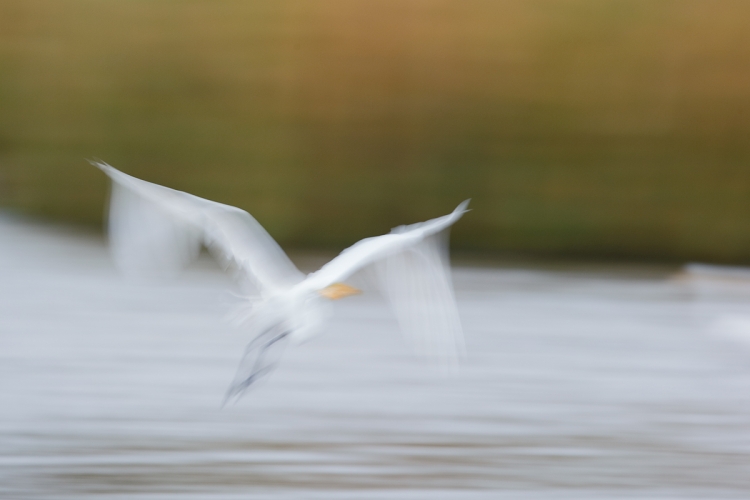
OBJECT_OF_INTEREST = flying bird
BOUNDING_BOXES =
[93,161,469,402]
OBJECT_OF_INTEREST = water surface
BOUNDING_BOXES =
[2,216,750,498]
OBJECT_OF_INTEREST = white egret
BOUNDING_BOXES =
[92,161,469,401]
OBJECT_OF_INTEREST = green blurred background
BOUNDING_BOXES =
[1,0,749,262]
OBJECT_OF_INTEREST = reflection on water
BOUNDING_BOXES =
[1,215,750,499]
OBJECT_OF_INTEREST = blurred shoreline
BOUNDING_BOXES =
[2,1,750,262]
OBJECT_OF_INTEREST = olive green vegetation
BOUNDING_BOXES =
[1,1,750,262]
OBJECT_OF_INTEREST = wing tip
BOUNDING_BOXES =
[448,199,471,224]
[455,199,471,214]
[88,158,116,176]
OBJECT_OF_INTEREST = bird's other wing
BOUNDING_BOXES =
[304,201,469,365]
[375,231,465,367]
[93,161,304,295]
[304,200,469,290]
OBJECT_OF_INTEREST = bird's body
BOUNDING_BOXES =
[93,161,469,401]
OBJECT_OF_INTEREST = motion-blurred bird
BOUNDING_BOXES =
[93,161,468,402]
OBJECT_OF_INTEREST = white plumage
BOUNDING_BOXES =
[94,161,469,401]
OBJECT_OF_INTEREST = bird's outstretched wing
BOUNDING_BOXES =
[93,161,304,295]
[374,231,465,367]
[305,201,469,365]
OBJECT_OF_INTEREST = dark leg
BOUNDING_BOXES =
[223,326,291,405]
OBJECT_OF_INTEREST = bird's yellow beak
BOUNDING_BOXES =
[318,283,362,300]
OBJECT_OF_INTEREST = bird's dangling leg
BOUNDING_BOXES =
[223,325,291,405]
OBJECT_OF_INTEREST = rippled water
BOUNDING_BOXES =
[2,215,750,499]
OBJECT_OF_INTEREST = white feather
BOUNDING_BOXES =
[375,233,465,367]
[94,161,305,295]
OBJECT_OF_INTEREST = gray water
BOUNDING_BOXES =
[2,215,750,499]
